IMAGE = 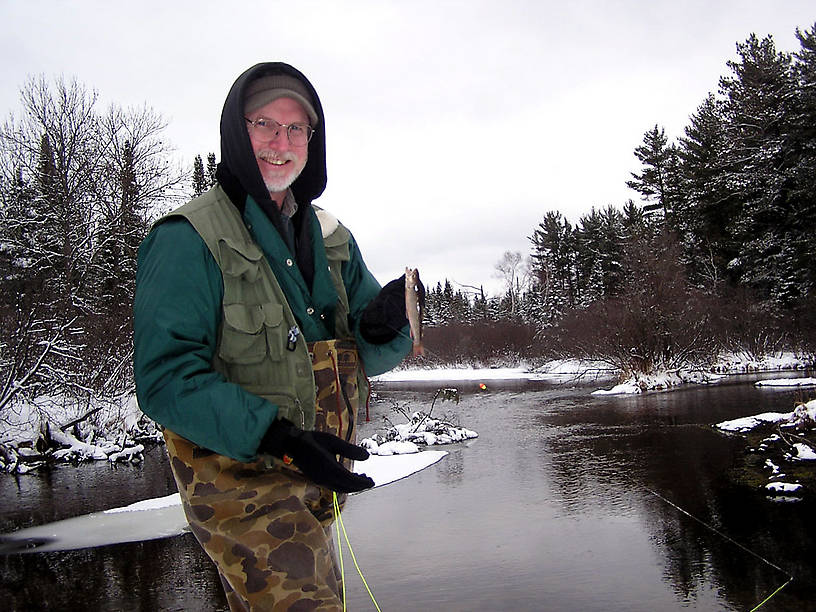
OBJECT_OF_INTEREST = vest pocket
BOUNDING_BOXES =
[219,302,285,365]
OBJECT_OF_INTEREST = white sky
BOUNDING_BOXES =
[1,1,813,295]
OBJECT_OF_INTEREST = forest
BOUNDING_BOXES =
[423,25,816,374]
[0,24,814,420]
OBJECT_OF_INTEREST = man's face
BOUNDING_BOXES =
[246,97,310,199]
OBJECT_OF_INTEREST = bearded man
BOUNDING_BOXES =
[134,62,417,611]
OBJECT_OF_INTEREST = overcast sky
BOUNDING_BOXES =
[1,1,813,295]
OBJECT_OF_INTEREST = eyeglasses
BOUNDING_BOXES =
[244,117,315,146]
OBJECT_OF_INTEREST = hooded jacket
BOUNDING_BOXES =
[133,63,410,462]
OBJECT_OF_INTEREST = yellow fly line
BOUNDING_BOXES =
[333,491,382,612]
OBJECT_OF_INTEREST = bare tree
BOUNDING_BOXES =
[0,75,186,432]
[494,250,527,318]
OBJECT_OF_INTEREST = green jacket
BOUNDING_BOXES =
[133,188,411,462]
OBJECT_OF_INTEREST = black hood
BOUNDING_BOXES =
[217,62,327,211]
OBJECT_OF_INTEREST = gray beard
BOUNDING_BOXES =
[263,164,304,196]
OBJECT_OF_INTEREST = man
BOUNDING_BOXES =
[134,62,416,610]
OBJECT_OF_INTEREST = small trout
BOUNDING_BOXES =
[405,267,424,357]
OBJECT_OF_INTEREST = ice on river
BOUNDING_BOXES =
[0,451,447,553]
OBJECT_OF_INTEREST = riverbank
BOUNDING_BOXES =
[1,352,813,474]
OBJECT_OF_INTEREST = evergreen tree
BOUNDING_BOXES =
[786,23,816,300]
[206,152,218,187]
[676,94,733,291]
[719,33,799,304]
[529,211,577,319]
[626,125,680,220]
[192,154,207,196]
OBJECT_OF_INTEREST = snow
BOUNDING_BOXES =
[715,400,815,500]
[755,377,816,387]
[791,443,816,461]
[592,370,726,395]
[766,482,803,494]
[364,440,419,455]
[592,381,643,395]
[716,400,816,433]
[711,351,812,374]
[374,366,546,382]
[764,459,782,475]
[360,407,478,456]
[715,412,793,432]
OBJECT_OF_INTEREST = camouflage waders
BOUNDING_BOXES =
[164,339,364,611]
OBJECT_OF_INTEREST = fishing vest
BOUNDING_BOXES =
[160,185,353,431]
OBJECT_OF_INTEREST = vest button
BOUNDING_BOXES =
[306,307,315,315]
[285,258,294,267]
[319,313,325,320]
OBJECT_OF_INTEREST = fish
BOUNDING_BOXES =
[405,267,424,357]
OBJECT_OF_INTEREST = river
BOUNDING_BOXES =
[1,373,814,611]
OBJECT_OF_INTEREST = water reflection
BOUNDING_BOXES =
[0,377,813,610]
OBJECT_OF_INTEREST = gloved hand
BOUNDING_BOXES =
[360,274,421,344]
[259,418,375,493]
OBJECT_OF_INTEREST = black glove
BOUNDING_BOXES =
[259,418,375,493]
[359,275,411,344]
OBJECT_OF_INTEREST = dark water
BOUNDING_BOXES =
[1,374,814,611]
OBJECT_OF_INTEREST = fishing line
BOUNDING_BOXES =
[625,474,794,610]
[387,323,444,361]
[333,491,382,611]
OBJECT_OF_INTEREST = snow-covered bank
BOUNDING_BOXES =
[0,394,161,474]
[716,400,816,433]
[592,370,725,395]
[715,400,816,501]
[755,377,816,387]
[360,387,478,456]
[590,351,813,395]
[372,359,615,383]
[710,351,814,374]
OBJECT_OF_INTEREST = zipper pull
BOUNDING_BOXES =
[286,325,300,351]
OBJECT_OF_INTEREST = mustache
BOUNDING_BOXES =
[257,150,299,162]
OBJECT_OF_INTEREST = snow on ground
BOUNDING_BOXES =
[591,369,725,395]
[716,401,816,433]
[792,443,816,461]
[715,412,796,432]
[0,393,162,474]
[373,359,615,383]
[766,482,803,493]
[361,417,478,456]
[374,366,547,382]
[715,399,816,500]
[710,351,812,373]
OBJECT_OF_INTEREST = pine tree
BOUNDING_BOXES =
[626,125,680,220]
[676,94,733,291]
[719,33,799,304]
[529,211,577,321]
[192,154,207,197]
[206,152,217,187]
